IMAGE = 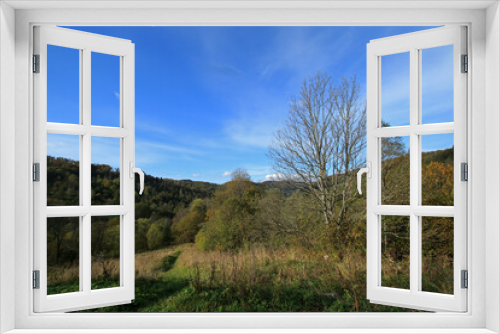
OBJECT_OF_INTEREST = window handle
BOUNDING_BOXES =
[357,162,371,195]
[129,162,145,195]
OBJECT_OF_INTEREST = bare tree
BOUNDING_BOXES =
[268,72,366,240]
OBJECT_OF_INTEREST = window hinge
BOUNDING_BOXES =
[461,270,468,289]
[461,162,468,182]
[33,54,40,73]
[33,163,40,182]
[33,270,40,289]
[461,54,468,73]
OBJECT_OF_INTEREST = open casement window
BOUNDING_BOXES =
[365,26,467,312]
[33,26,140,312]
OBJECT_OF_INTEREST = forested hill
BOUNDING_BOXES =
[47,156,304,217]
[47,147,453,220]
[47,156,218,221]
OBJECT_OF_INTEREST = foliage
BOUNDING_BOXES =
[147,219,171,250]
[171,199,207,244]
[47,141,455,311]
[196,170,262,251]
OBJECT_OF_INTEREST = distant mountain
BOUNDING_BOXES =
[47,156,218,220]
[47,147,453,218]
[260,180,303,196]
[422,147,454,165]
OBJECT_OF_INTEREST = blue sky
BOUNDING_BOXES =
[47,26,454,183]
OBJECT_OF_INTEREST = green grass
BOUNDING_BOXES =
[47,278,120,296]
[45,247,423,313]
[162,250,182,272]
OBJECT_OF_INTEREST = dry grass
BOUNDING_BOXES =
[48,243,449,302]
[48,247,181,286]
[134,247,180,279]
[176,243,366,295]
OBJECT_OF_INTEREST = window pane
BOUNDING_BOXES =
[381,52,410,127]
[381,136,410,205]
[421,45,454,124]
[422,216,454,294]
[47,133,80,206]
[381,215,410,290]
[91,52,120,127]
[91,216,121,290]
[47,45,80,124]
[421,133,454,206]
[91,137,120,205]
[47,217,80,295]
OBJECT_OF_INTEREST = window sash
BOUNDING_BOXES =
[33,25,136,313]
[366,26,468,312]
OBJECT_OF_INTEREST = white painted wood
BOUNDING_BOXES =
[409,42,419,298]
[2,0,497,10]
[1,330,498,334]
[372,205,455,217]
[366,26,467,312]
[372,123,455,138]
[485,3,500,332]
[10,5,489,333]
[46,123,130,137]
[33,26,135,313]
[0,2,17,333]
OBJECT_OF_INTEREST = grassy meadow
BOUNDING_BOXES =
[45,243,454,313]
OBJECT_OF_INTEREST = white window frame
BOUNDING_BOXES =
[1,1,499,333]
[366,26,468,312]
[33,26,136,313]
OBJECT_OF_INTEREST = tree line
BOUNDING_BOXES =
[47,72,455,294]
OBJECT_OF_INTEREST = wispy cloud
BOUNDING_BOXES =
[91,137,121,168]
[258,27,355,83]
[262,173,286,182]
[223,93,287,149]
[114,91,120,100]
[245,165,272,177]
[202,62,243,76]
[139,140,204,156]
[136,121,172,137]
[47,134,80,162]
[221,171,232,177]
[224,116,279,149]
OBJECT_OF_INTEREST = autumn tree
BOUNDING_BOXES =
[196,168,261,251]
[380,134,409,206]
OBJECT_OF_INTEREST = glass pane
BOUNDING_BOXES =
[47,217,80,295]
[381,215,410,289]
[381,52,410,127]
[381,136,410,205]
[421,133,454,206]
[47,45,80,124]
[91,52,120,127]
[91,216,120,290]
[91,137,120,205]
[47,133,80,206]
[421,45,454,124]
[422,216,454,294]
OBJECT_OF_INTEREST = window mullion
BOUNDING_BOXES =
[82,47,92,294]
[409,47,420,294]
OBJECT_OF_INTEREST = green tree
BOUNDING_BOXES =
[146,219,170,250]
[196,169,261,251]
[135,218,151,253]
[147,222,164,250]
